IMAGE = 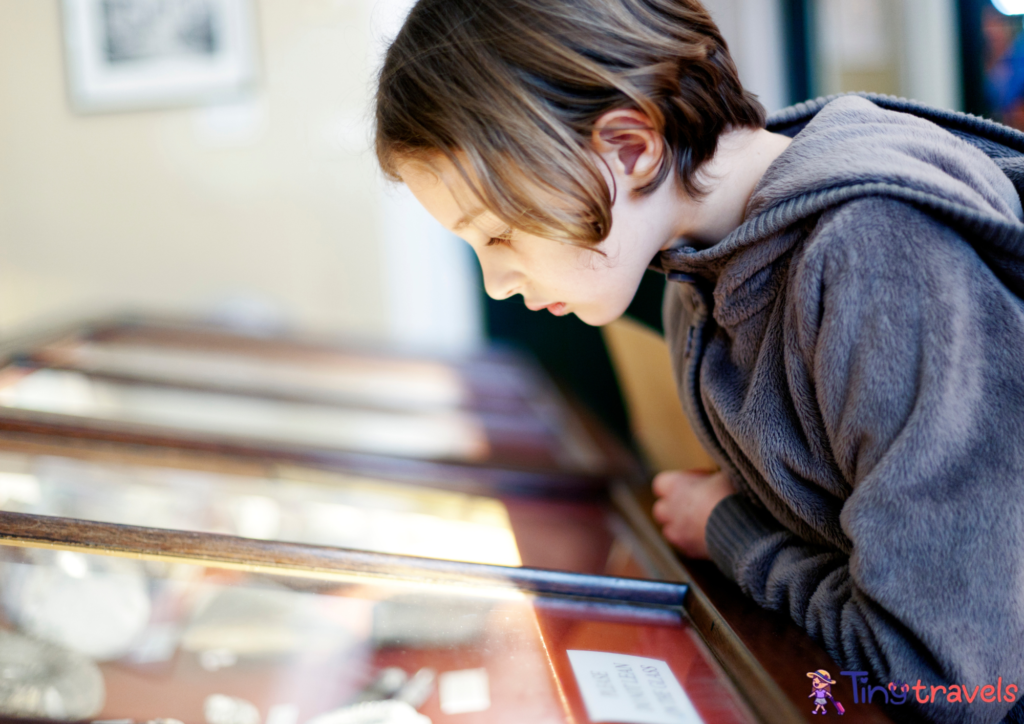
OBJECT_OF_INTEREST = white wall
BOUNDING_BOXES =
[0,0,483,353]
[812,0,962,109]
[369,0,483,354]
[901,0,962,110]
[709,0,962,113]
[704,0,788,112]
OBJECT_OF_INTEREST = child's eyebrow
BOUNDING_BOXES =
[452,209,483,231]
[455,207,509,234]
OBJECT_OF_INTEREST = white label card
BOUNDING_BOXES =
[439,668,491,714]
[567,650,703,724]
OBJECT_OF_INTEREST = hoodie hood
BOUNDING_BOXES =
[751,95,1022,223]
[654,94,1024,303]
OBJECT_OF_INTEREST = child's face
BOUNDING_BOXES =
[398,155,676,326]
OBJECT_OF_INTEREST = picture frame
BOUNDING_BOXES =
[61,0,258,113]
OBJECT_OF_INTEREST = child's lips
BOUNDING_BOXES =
[527,301,569,316]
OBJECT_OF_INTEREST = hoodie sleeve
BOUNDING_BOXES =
[703,197,1024,724]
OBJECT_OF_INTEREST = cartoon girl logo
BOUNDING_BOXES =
[807,670,845,715]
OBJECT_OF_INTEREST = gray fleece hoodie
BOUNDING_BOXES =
[654,95,1024,724]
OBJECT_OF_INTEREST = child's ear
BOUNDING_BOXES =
[591,109,664,186]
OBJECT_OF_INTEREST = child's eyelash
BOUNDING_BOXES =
[487,228,514,247]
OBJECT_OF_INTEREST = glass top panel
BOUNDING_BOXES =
[24,331,609,474]
[0,368,489,462]
[0,446,647,576]
[37,339,471,411]
[0,451,520,567]
[0,543,754,724]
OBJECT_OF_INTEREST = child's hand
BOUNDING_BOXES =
[651,469,736,559]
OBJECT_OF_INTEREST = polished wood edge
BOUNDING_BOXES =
[530,594,686,626]
[0,510,686,606]
[610,481,807,724]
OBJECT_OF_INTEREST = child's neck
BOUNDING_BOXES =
[671,128,792,249]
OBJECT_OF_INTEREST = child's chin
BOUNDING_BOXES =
[575,307,621,327]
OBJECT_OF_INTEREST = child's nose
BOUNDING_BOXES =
[480,261,521,301]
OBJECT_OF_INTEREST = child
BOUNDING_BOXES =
[374,0,1024,721]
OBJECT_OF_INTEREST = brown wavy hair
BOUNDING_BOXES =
[375,0,765,244]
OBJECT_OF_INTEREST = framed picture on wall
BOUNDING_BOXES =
[61,0,259,113]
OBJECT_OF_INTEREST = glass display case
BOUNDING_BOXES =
[0,509,752,724]
[0,319,634,488]
[0,318,895,724]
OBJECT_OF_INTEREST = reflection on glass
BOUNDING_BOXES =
[0,368,489,461]
[40,341,469,411]
[0,453,521,566]
[0,544,753,724]
[0,546,543,723]
[29,334,611,475]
